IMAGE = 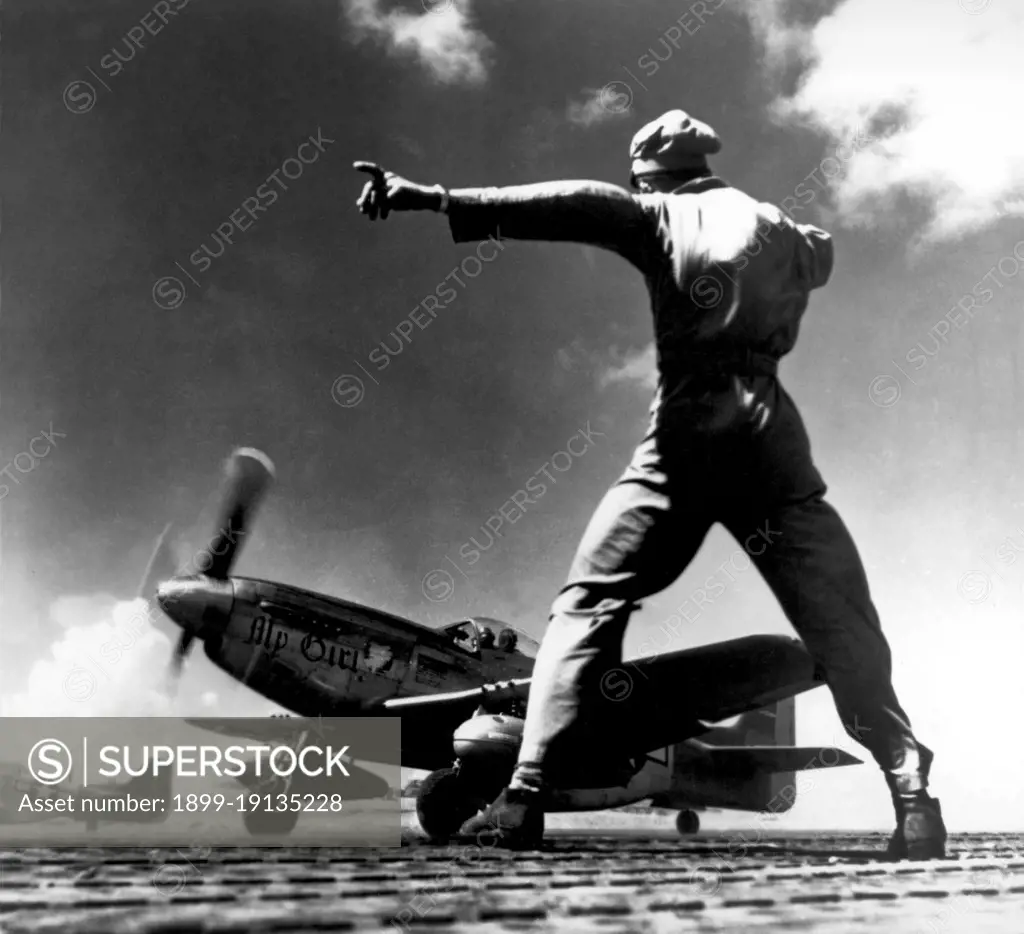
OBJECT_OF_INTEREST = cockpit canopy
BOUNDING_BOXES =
[442,618,539,659]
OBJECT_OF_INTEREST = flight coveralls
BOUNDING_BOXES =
[446,175,933,798]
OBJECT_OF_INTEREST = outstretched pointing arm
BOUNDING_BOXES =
[354,162,659,271]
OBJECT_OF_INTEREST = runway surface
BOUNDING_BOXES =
[2,832,1024,933]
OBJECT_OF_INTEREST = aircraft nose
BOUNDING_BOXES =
[156,577,234,640]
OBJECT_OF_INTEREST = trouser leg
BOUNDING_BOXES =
[513,439,711,791]
[726,494,932,794]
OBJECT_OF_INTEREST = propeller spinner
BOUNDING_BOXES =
[155,448,275,678]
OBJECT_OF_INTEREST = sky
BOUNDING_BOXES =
[2,0,1024,831]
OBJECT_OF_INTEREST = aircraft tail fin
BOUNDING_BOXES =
[696,696,862,770]
[671,695,863,814]
[700,695,796,747]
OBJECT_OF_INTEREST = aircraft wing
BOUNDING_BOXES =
[185,718,316,743]
[187,677,530,738]
[371,635,820,773]
[185,683,530,775]
[187,636,824,775]
[379,678,531,712]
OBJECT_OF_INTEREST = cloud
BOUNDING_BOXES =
[0,595,183,717]
[341,0,492,85]
[743,0,1024,244]
[48,593,122,629]
[567,86,633,128]
[597,343,659,391]
[742,0,819,75]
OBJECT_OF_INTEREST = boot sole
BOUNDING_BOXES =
[904,840,947,861]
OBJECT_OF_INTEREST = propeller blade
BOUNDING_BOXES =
[164,632,192,695]
[197,448,275,580]
[162,448,273,683]
[171,632,193,673]
[136,523,176,603]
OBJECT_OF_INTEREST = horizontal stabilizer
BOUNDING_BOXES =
[696,744,862,773]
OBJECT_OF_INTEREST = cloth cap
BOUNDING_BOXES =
[629,109,722,179]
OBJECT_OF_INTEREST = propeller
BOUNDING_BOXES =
[169,631,191,680]
[136,522,176,603]
[163,448,275,679]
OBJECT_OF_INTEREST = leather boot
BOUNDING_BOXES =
[456,786,545,850]
[884,746,946,860]
[886,791,947,860]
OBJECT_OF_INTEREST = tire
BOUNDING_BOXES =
[416,768,485,841]
[676,809,700,835]
[243,806,300,836]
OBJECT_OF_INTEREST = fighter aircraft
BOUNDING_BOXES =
[149,448,862,840]
[0,762,171,831]
[0,763,73,824]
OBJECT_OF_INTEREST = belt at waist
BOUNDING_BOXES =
[665,349,779,377]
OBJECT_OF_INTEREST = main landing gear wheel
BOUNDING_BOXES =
[416,767,489,841]
[243,806,301,836]
[242,780,302,837]
[676,809,700,835]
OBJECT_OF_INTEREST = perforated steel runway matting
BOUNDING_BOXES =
[2,833,1023,933]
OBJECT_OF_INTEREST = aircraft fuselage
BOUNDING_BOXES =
[199,578,532,716]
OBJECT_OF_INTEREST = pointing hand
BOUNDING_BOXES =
[354,162,441,220]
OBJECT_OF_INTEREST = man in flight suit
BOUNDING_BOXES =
[354,109,947,860]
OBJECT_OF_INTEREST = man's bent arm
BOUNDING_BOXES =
[446,180,658,273]
[795,222,834,289]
